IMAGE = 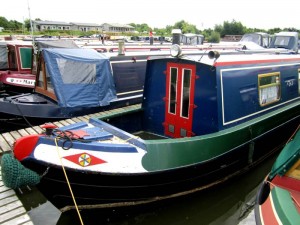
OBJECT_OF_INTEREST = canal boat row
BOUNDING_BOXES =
[1,45,299,214]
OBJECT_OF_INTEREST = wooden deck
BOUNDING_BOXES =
[0,104,141,153]
[0,104,141,224]
[0,167,34,225]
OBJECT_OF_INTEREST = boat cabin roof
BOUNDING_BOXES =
[177,53,300,67]
[141,52,300,138]
[35,40,79,50]
[0,41,33,47]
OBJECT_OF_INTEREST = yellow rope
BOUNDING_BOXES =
[54,138,84,225]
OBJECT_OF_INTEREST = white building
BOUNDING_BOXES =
[32,21,71,31]
[32,21,135,33]
[101,23,134,33]
[70,22,102,32]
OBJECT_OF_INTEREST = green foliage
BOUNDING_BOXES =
[0,17,23,30]
[215,20,246,37]
[173,20,201,34]
[24,19,31,31]
[129,23,151,33]
[207,31,221,43]
[0,16,9,28]
[153,28,166,36]
[1,16,299,39]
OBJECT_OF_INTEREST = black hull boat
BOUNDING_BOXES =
[20,118,298,211]
[1,46,300,212]
[0,48,145,124]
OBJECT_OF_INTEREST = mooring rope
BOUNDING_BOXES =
[54,137,84,225]
[286,124,300,144]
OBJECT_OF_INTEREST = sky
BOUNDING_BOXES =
[2,0,299,30]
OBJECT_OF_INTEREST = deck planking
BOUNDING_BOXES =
[0,104,141,224]
[0,104,141,153]
[0,167,34,225]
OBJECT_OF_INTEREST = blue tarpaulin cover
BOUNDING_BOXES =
[42,48,117,107]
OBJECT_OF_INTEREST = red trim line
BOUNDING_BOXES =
[260,194,280,225]
[215,58,300,67]
[272,175,300,192]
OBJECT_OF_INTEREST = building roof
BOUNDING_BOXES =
[33,20,70,26]
[33,21,134,29]
[70,22,101,27]
[102,23,134,28]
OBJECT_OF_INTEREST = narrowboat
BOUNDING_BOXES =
[239,32,271,48]
[0,41,35,93]
[0,40,79,96]
[255,125,300,225]
[0,47,144,121]
[2,46,300,212]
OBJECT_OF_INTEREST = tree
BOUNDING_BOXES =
[24,19,31,31]
[7,20,23,30]
[153,28,167,36]
[267,27,282,34]
[129,23,151,34]
[0,16,9,28]
[223,20,246,36]
[215,20,246,37]
[173,20,200,34]
[213,24,223,37]
[165,25,173,35]
[207,31,220,43]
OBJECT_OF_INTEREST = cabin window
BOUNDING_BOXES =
[258,72,280,106]
[56,58,97,84]
[32,53,38,75]
[38,69,44,87]
[169,67,178,114]
[181,69,191,118]
[36,58,55,96]
[46,68,54,92]
[19,47,32,69]
[8,48,17,70]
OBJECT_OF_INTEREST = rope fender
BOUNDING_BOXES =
[0,153,40,189]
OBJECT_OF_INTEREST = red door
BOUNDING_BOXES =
[164,62,196,138]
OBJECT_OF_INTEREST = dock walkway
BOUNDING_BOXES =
[0,104,141,224]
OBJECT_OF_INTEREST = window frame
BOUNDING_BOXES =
[258,72,281,106]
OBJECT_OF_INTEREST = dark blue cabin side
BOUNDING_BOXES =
[217,60,300,129]
[110,55,146,98]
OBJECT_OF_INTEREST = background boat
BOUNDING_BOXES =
[255,125,300,225]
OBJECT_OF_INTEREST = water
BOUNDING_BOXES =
[15,153,277,225]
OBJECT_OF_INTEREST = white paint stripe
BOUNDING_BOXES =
[111,59,147,64]
[270,193,283,225]
[34,143,148,173]
[117,89,143,96]
[259,205,266,225]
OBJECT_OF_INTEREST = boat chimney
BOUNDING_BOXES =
[118,40,125,55]
[172,29,182,45]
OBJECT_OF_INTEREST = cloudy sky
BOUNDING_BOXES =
[2,0,299,30]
